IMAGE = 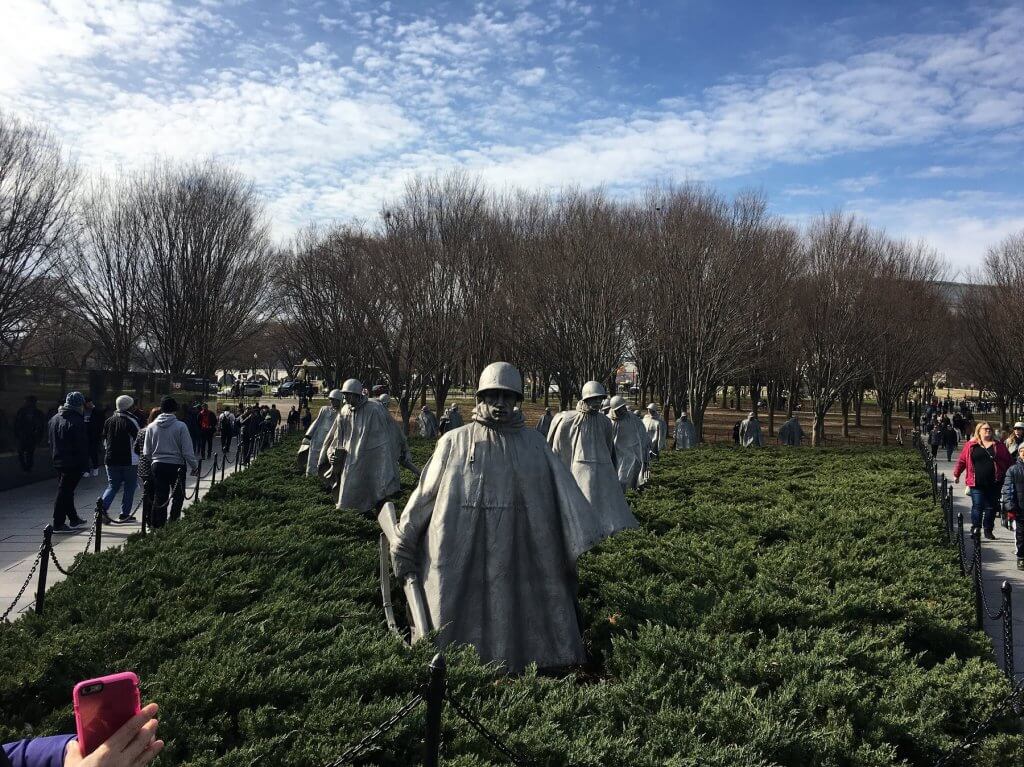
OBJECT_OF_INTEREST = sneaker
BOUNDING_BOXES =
[68,517,87,528]
[1018,559,1024,571]
[52,524,79,534]
[102,513,117,525]
[970,525,980,537]
[116,514,137,523]
[984,530,996,540]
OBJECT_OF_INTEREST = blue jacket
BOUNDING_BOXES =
[47,407,90,470]
[2,735,77,767]
[1001,460,1024,513]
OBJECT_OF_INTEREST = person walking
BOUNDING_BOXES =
[928,421,942,459]
[218,406,236,455]
[47,392,90,532]
[941,419,958,462]
[287,406,299,433]
[197,403,217,459]
[83,397,103,477]
[300,406,312,430]
[953,421,1013,539]
[143,397,198,529]
[135,408,160,530]
[1000,442,1024,570]
[13,395,44,472]
[99,395,141,523]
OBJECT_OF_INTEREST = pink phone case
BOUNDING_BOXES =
[73,672,141,756]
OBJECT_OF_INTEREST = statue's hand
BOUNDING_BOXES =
[300,437,310,446]
[394,555,417,581]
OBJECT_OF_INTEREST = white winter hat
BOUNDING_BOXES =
[1014,421,1024,430]
[116,395,134,412]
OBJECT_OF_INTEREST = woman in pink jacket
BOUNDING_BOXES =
[953,421,1013,539]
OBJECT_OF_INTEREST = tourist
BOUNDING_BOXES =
[218,406,235,455]
[1005,422,1024,456]
[100,395,141,524]
[143,397,198,529]
[732,419,742,445]
[83,397,103,477]
[417,405,438,438]
[269,403,282,431]
[197,403,216,459]
[739,412,764,448]
[1000,442,1024,570]
[928,421,942,459]
[953,421,1013,539]
[287,406,299,432]
[47,392,90,533]
[300,406,312,430]
[13,395,44,472]
[941,419,958,462]
[134,408,160,530]
[674,412,698,449]
[391,362,607,673]
[1,702,163,767]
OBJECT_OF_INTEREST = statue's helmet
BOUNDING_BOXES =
[341,378,363,395]
[608,395,628,411]
[378,393,390,406]
[327,389,344,401]
[581,381,607,400]
[476,362,523,400]
[647,403,658,411]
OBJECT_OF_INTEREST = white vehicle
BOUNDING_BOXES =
[241,382,263,397]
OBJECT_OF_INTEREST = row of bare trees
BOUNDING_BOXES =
[0,109,273,377]
[278,172,952,442]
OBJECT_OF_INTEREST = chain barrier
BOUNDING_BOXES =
[444,693,532,766]
[0,550,42,623]
[321,690,425,767]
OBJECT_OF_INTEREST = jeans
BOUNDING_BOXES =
[221,431,233,455]
[101,465,138,518]
[946,445,954,461]
[970,485,1001,532]
[17,438,35,471]
[53,468,85,527]
[151,463,186,529]
[200,428,215,459]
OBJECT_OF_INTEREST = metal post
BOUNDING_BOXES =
[932,464,938,504]
[423,654,446,767]
[973,545,984,630]
[94,501,102,554]
[1001,581,1014,681]
[210,455,217,487]
[946,487,954,540]
[957,512,966,576]
[35,525,52,614]
[940,474,947,505]
[194,460,203,499]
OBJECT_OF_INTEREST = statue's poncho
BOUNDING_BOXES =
[642,413,667,454]
[548,403,637,538]
[418,409,439,438]
[778,418,804,446]
[739,417,764,448]
[608,409,649,490]
[392,404,607,673]
[320,398,401,512]
[674,419,697,449]
[303,405,336,476]
[444,406,464,430]
[535,410,554,438]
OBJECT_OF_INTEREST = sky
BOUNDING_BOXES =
[2,0,1022,275]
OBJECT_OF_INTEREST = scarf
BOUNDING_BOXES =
[471,402,525,430]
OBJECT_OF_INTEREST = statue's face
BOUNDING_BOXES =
[343,392,362,408]
[480,389,517,422]
[329,398,342,410]
[582,396,603,412]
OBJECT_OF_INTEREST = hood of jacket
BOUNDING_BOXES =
[155,412,180,428]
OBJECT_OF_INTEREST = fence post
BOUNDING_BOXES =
[932,464,938,504]
[94,501,102,554]
[946,487,954,540]
[210,455,217,488]
[957,512,966,576]
[35,526,52,615]
[940,473,947,505]
[1001,580,1014,681]
[973,544,984,630]
[423,654,446,767]
[194,460,203,499]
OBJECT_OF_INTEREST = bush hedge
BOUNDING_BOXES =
[1,439,1020,766]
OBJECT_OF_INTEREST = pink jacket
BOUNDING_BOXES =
[953,438,1013,487]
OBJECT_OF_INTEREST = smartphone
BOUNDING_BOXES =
[73,672,141,756]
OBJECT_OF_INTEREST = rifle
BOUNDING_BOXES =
[377,502,432,643]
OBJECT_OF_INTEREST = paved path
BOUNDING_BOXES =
[1,445,246,622]
[933,449,1024,681]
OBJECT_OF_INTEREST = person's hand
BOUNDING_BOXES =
[954,476,959,484]
[64,703,164,766]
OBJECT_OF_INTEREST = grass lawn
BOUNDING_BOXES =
[0,439,1019,766]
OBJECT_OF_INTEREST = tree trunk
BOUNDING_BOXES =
[734,383,742,411]
[880,409,890,446]
[531,371,538,403]
[543,370,550,408]
[720,385,727,409]
[767,381,776,436]
[841,396,851,438]
[854,387,864,427]
[812,409,827,446]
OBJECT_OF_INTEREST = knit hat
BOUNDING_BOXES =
[65,391,85,409]
[160,396,178,413]
[116,395,134,412]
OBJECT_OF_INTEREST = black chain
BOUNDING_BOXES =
[444,693,532,766]
[80,521,97,555]
[48,545,71,577]
[322,692,424,767]
[0,550,42,623]
[933,678,1024,766]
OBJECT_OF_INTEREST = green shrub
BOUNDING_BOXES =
[0,440,1019,765]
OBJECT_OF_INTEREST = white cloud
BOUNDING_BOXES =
[513,67,547,86]
[837,174,881,193]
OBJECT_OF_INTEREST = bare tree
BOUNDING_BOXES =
[133,161,271,378]
[792,212,883,445]
[0,111,77,362]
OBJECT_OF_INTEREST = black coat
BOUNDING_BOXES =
[103,411,140,467]
[48,407,90,470]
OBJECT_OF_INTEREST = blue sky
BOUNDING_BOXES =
[2,0,1022,273]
